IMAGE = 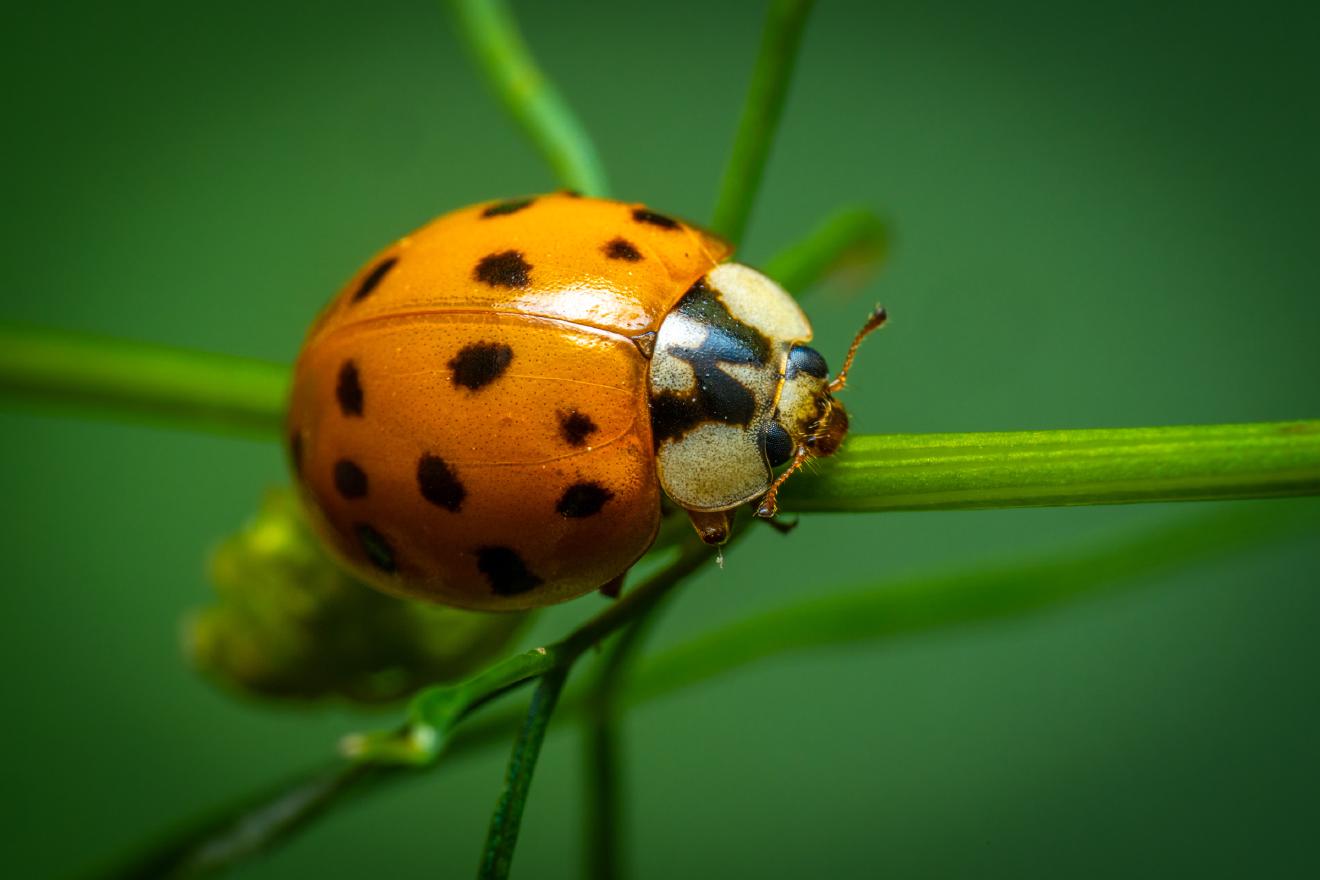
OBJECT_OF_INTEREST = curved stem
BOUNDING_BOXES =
[781,421,1320,512]
[447,0,610,196]
[763,206,889,295]
[711,0,816,245]
[0,323,287,438]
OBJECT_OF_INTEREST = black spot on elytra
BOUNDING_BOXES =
[603,237,643,262]
[558,410,599,447]
[476,546,543,596]
[556,482,614,518]
[351,256,397,302]
[760,422,794,467]
[648,279,768,446]
[474,250,532,288]
[356,524,395,573]
[289,432,303,474]
[481,197,535,218]
[633,208,680,230]
[337,360,364,417]
[334,458,368,499]
[449,342,513,391]
[786,344,829,380]
[417,454,466,512]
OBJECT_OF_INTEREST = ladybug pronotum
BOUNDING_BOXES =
[288,193,884,610]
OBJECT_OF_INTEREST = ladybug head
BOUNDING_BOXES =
[755,306,887,518]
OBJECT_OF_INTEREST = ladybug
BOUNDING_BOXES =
[287,193,884,610]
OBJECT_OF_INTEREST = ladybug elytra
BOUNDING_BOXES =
[288,193,883,610]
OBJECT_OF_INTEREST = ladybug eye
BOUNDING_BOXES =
[760,421,795,467]
[787,345,829,380]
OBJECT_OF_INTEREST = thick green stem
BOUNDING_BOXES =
[0,323,287,438]
[479,666,569,880]
[782,421,1320,512]
[447,0,609,196]
[710,0,816,245]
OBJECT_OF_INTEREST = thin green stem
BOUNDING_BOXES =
[711,0,816,245]
[0,323,287,438]
[780,421,1320,512]
[627,503,1318,703]
[479,665,569,880]
[93,761,403,879]
[91,500,1316,879]
[763,206,889,294]
[447,0,609,196]
[471,540,720,879]
[558,541,710,658]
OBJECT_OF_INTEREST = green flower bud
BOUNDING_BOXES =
[186,488,529,704]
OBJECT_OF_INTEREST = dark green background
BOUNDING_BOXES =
[3,1,1318,876]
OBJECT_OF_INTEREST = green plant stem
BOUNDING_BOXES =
[782,421,1320,512]
[711,0,816,245]
[763,206,889,294]
[479,666,569,880]
[0,323,288,438]
[98,501,1315,879]
[447,0,609,196]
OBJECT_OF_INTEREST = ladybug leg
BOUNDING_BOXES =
[754,446,811,519]
[599,571,626,600]
[684,508,733,545]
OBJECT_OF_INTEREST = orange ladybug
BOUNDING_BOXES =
[287,193,883,610]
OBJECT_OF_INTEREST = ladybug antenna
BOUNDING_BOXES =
[828,305,887,393]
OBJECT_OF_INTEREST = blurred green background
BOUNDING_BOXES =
[3,0,1319,876]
